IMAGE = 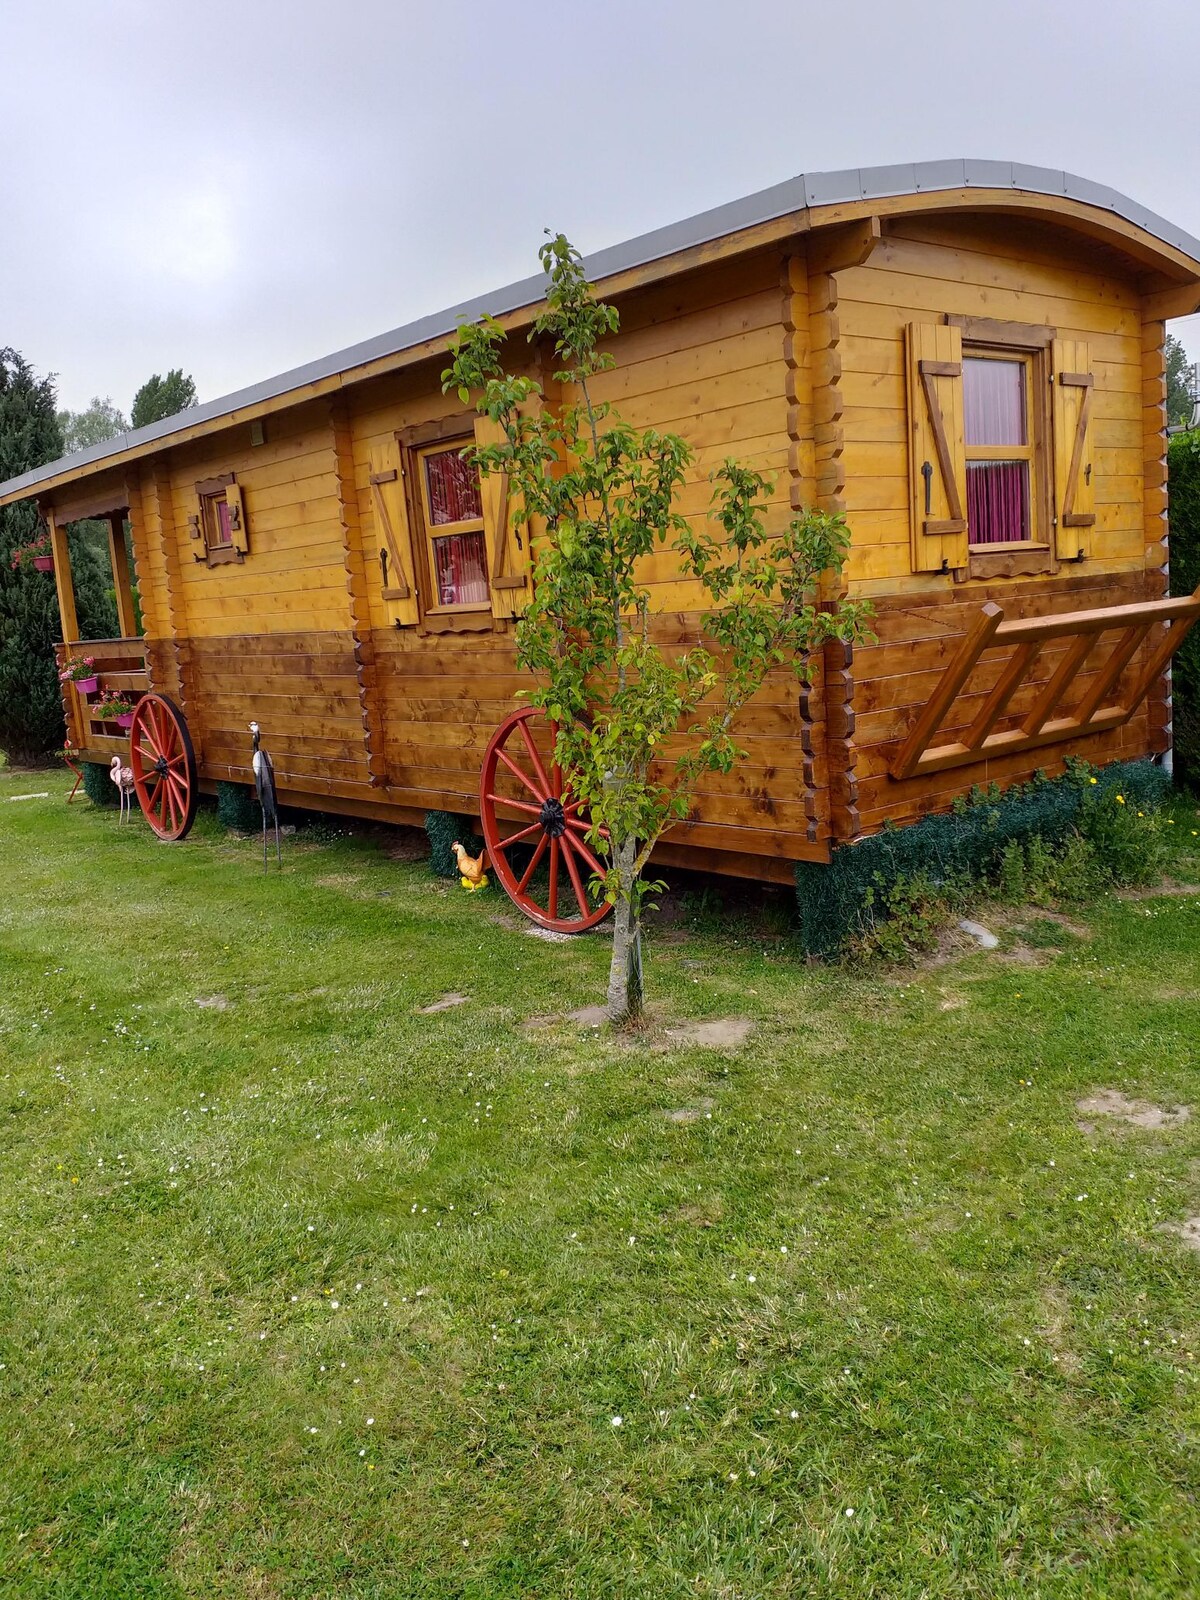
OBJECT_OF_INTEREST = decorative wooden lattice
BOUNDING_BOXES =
[891,587,1200,781]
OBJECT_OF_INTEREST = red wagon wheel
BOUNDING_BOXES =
[479,706,613,933]
[129,693,198,842]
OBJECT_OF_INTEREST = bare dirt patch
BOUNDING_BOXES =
[419,993,470,1014]
[567,1004,610,1029]
[1040,1280,1083,1378]
[194,995,230,1011]
[1158,1216,1200,1252]
[663,1098,715,1124]
[1075,1089,1191,1132]
[664,1017,753,1049]
[383,826,431,865]
[526,926,577,944]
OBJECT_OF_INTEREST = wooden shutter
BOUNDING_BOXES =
[226,480,249,555]
[906,322,968,573]
[1052,339,1095,561]
[367,439,419,626]
[474,414,531,620]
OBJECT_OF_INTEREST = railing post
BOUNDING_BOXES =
[44,506,80,648]
[107,512,140,641]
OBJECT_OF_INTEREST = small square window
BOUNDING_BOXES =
[192,474,246,566]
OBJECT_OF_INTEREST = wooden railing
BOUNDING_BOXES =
[891,588,1200,780]
[55,637,149,750]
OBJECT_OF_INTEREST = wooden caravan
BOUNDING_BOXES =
[4,159,1200,924]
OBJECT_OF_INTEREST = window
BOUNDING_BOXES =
[416,444,489,607]
[192,474,247,566]
[963,353,1037,547]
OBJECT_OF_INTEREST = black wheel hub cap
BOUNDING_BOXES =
[538,795,566,838]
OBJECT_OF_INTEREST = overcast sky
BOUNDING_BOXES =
[3,0,1199,417]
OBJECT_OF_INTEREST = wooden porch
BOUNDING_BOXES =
[56,638,150,761]
[891,587,1200,781]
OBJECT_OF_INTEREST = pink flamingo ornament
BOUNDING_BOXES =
[109,754,135,824]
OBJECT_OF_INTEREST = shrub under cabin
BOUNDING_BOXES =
[3,159,1200,931]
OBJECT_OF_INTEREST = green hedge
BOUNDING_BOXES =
[1168,429,1200,789]
[794,758,1169,957]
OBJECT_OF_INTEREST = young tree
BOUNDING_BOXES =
[131,368,197,430]
[1166,334,1197,429]
[57,395,128,454]
[0,350,119,763]
[446,237,872,1021]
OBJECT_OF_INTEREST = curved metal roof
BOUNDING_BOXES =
[4,158,1199,505]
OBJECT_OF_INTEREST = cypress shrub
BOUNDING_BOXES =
[1168,429,1200,789]
[82,760,118,807]
[424,811,484,878]
[216,780,259,832]
[0,350,118,764]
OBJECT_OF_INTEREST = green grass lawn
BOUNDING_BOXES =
[2,763,1200,1598]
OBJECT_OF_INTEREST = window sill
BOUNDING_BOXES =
[419,604,496,635]
[198,545,244,568]
[965,544,1055,580]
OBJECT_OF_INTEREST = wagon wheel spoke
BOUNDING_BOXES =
[485,792,542,819]
[515,832,548,893]
[516,717,552,796]
[563,827,605,879]
[495,745,546,803]
[494,819,542,851]
[547,839,560,922]
[558,832,591,918]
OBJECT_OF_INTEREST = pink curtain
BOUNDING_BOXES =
[434,532,489,604]
[963,358,1025,447]
[967,461,1029,544]
[425,449,483,524]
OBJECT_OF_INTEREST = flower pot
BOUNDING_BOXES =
[33,554,54,573]
[75,676,99,696]
[115,713,134,730]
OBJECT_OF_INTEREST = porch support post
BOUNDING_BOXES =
[44,505,80,645]
[107,511,139,639]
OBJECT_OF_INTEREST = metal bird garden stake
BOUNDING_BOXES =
[249,722,281,870]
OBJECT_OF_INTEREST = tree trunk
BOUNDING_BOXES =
[606,836,643,1024]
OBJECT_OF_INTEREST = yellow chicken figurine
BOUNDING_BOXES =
[451,840,489,892]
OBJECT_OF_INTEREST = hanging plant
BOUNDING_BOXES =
[10,534,53,572]
[94,690,136,729]
[59,656,98,694]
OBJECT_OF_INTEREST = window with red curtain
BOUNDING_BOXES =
[963,355,1035,545]
[420,447,489,606]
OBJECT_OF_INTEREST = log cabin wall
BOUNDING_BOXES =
[821,211,1168,841]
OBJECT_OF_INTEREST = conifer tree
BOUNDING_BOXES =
[0,349,117,763]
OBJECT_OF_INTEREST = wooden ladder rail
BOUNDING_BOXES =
[891,587,1200,781]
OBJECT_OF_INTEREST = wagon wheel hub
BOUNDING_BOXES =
[479,706,613,935]
[538,795,567,838]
